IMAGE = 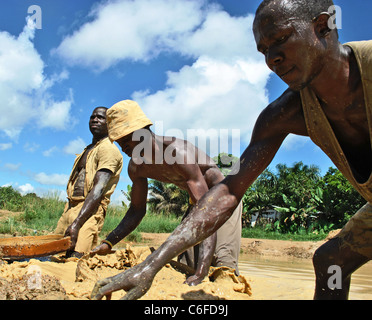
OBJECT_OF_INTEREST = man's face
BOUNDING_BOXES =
[89,107,108,139]
[253,4,326,91]
[116,133,135,157]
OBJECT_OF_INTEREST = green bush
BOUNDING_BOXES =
[0,186,24,212]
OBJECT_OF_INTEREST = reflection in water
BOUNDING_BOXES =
[238,254,372,300]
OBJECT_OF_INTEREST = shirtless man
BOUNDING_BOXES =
[55,107,123,257]
[91,100,242,286]
[91,0,372,300]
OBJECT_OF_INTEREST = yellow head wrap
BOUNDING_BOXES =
[106,100,153,142]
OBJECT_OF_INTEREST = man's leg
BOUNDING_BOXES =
[313,238,369,299]
[313,203,372,299]
[213,201,242,274]
[74,207,105,256]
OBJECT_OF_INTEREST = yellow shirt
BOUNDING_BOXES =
[66,137,123,209]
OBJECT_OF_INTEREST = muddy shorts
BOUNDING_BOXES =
[54,200,106,253]
[336,202,372,259]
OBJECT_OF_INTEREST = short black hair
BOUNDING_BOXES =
[256,0,336,22]
[94,106,108,111]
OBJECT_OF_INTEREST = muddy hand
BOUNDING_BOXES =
[184,273,206,286]
[91,264,154,300]
[90,242,113,257]
[64,225,79,251]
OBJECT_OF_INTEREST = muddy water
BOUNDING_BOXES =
[238,254,372,300]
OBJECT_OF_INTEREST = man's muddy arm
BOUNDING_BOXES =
[182,170,217,286]
[91,94,301,299]
[91,129,287,299]
[102,177,148,248]
[65,169,113,250]
[148,132,287,272]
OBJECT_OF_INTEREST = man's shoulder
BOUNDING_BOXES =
[344,40,372,50]
[261,89,302,120]
[256,89,307,137]
[97,137,122,156]
[344,40,372,74]
[127,159,147,180]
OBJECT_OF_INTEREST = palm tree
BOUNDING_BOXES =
[273,162,322,232]
[147,180,189,217]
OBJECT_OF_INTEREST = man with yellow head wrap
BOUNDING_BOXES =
[92,100,242,286]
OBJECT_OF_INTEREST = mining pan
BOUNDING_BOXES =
[0,235,71,259]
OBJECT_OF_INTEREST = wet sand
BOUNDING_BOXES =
[0,245,252,300]
[1,233,372,300]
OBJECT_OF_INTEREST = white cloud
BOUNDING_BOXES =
[0,143,12,151]
[38,92,74,131]
[23,142,40,153]
[43,146,59,157]
[34,172,69,186]
[133,56,270,146]
[176,10,261,61]
[0,24,74,140]
[4,163,21,171]
[54,0,287,153]
[281,135,310,151]
[63,137,86,155]
[54,0,205,71]
[54,0,271,150]
[18,183,35,195]
[130,10,271,147]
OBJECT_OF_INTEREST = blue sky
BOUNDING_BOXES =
[0,0,371,204]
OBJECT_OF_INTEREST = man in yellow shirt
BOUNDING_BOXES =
[55,107,123,258]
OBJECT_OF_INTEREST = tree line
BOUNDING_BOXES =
[0,155,365,236]
[145,157,365,235]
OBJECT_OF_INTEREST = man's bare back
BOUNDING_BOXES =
[127,135,221,196]
[92,102,242,286]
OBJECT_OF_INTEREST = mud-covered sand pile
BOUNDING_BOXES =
[0,245,252,300]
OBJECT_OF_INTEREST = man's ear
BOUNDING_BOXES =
[313,12,332,37]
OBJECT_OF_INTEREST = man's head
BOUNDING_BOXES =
[89,106,108,141]
[253,0,339,91]
[256,0,336,23]
[106,100,153,156]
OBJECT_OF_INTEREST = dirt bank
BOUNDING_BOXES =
[139,232,325,259]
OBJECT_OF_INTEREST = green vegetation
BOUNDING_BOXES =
[0,189,65,235]
[243,163,364,237]
[100,205,181,242]
[0,160,365,242]
[0,187,181,240]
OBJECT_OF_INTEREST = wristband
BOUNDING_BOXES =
[102,239,113,249]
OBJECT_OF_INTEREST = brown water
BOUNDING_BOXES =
[239,254,372,300]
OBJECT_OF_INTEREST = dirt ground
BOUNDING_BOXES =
[0,240,252,301]
[0,231,319,301]
[1,225,372,300]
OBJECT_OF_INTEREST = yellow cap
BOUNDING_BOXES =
[106,100,153,142]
